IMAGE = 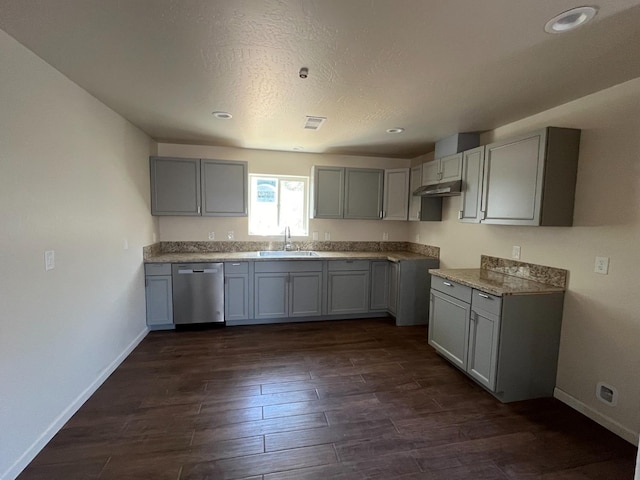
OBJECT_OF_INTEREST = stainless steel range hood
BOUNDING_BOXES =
[413,180,462,197]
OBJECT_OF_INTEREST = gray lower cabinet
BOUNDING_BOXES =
[224,262,252,322]
[390,258,440,326]
[428,276,565,402]
[369,261,389,311]
[150,156,248,217]
[144,263,174,330]
[327,260,370,315]
[312,166,383,220]
[387,261,399,315]
[254,261,323,320]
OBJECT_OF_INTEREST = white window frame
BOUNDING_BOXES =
[248,174,309,236]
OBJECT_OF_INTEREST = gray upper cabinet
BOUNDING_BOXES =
[150,156,248,217]
[344,168,384,219]
[408,165,422,221]
[312,166,345,218]
[312,166,383,220]
[150,157,201,215]
[459,146,485,223]
[481,127,581,226]
[202,160,248,216]
[383,168,409,221]
[422,153,463,185]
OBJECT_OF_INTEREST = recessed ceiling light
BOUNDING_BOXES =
[544,6,598,34]
[212,111,232,119]
[386,128,405,134]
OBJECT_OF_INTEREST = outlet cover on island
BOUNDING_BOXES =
[512,246,521,260]
[227,231,234,240]
[208,231,215,240]
[594,256,609,274]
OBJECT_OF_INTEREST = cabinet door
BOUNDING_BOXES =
[439,153,463,182]
[202,160,248,216]
[468,308,500,391]
[254,273,288,319]
[459,147,485,223]
[313,166,344,218]
[369,261,389,311]
[422,159,440,185]
[225,274,250,321]
[145,275,173,328]
[150,157,200,215]
[327,271,370,315]
[344,168,384,219]
[289,272,323,317]
[383,168,409,221]
[482,130,546,225]
[428,290,470,370]
[408,165,422,221]
[387,261,399,315]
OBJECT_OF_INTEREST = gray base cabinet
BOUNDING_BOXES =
[224,262,252,322]
[254,261,323,320]
[369,261,389,311]
[327,260,370,315]
[144,263,174,330]
[429,276,564,402]
[390,258,440,326]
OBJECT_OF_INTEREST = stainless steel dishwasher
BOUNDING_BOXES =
[172,263,224,325]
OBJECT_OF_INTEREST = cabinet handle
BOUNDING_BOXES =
[480,210,486,220]
[379,210,383,219]
[443,281,453,287]
[478,293,490,299]
[231,263,241,266]
[458,210,463,220]
[197,205,201,214]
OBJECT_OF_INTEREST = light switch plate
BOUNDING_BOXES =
[512,246,521,260]
[382,232,389,241]
[594,256,609,274]
[208,231,215,240]
[45,250,55,271]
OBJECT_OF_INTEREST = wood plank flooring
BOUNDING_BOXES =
[18,318,636,479]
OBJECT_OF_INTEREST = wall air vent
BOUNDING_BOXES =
[303,116,326,130]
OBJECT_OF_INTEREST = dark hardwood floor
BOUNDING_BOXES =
[19,318,636,479]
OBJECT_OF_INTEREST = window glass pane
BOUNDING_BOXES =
[249,174,308,236]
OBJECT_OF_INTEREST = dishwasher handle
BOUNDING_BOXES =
[177,268,221,274]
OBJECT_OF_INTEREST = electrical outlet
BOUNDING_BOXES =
[312,231,318,241]
[123,239,129,250]
[382,232,389,241]
[44,250,55,271]
[208,231,215,240]
[512,245,521,260]
[594,256,609,274]
[324,232,331,241]
[227,231,234,240]
[415,233,420,243]
[152,233,157,242]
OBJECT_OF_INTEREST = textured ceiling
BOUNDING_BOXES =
[1,0,640,158]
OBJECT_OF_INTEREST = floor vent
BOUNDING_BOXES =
[303,116,326,130]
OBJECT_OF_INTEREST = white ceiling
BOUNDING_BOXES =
[2,0,640,158]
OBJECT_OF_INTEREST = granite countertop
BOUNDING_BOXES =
[429,268,565,296]
[145,250,436,264]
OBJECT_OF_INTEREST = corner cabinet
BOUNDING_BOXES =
[428,276,565,402]
[144,263,174,330]
[382,168,409,221]
[150,156,248,217]
[481,127,581,226]
[311,166,384,220]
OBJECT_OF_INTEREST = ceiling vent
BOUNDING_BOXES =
[303,116,327,130]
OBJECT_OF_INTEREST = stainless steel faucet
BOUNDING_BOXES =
[283,226,292,250]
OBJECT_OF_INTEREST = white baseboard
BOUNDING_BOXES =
[2,327,148,480]
[554,387,639,446]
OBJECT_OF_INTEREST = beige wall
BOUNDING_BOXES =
[410,78,640,443]
[156,144,411,242]
[0,29,157,478]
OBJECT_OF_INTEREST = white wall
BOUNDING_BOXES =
[156,144,411,243]
[410,78,640,444]
[0,29,158,479]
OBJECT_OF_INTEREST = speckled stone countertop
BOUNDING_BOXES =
[429,255,568,296]
[145,250,435,263]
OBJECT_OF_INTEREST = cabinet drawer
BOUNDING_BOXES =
[224,261,249,274]
[328,260,370,271]
[471,290,502,316]
[431,276,472,303]
[144,263,172,276]
[255,260,323,273]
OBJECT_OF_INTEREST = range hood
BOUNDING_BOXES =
[413,180,462,197]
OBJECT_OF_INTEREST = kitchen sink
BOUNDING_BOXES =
[257,250,319,257]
